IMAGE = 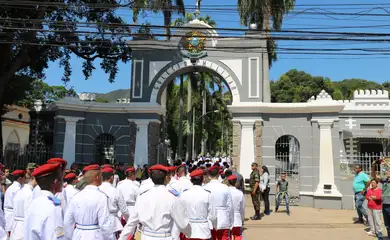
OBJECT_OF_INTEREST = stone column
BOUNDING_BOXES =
[231,120,241,170]
[128,122,137,165]
[255,121,263,166]
[128,119,160,168]
[313,119,342,197]
[148,120,161,166]
[239,120,256,180]
[56,115,85,168]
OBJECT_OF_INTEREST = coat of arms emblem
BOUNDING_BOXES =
[181,31,207,58]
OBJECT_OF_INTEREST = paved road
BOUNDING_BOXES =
[243,206,379,240]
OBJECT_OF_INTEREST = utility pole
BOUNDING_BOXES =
[178,75,184,159]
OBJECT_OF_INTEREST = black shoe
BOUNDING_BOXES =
[353,219,364,224]
[287,211,290,216]
[250,215,261,220]
[275,208,278,212]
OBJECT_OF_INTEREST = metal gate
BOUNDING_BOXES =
[275,135,300,205]
[94,133,116,165]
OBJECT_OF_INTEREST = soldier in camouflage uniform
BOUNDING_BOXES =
[250,162,261,220]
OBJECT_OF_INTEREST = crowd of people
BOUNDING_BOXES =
[0,157,248,240]
[353,160,390,240]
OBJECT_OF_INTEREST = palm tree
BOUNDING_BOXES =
[237,0,295,67]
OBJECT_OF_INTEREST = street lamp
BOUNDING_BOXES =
[192,109,219,158]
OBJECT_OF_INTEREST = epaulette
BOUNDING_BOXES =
[168,189,180,197]
[47,196,61,206]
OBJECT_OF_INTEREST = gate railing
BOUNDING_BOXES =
[340,152,390,179]
[1,145,52,170]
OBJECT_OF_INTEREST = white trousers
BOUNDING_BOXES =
[367,208,382,234]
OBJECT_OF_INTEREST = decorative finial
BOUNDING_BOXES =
[195,0,201,18]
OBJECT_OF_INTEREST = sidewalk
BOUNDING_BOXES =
[244,206,380,240]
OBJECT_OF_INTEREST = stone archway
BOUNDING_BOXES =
[149,59,241,104]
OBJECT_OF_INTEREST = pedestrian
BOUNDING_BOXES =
[372,159,390,238]
[24,163,65,239]
[365,178,383,239]
[275,172,290,215]
[226,175,245,240]
[119,164,190,240]
[249,163,261,220]
[260,166,270,216]
[204,165,234,240]
[4,169,25,236]
[180,169,215,240]
[0,164,7,240]
[99,167,129,239]
[353,164,370,224]
[61,172,79,213]
[64,164,111,239]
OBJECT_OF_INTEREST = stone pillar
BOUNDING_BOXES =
[239,120,256,180]
[148,120,161,166]
[56,115,85,168]
[128,119,161,168]
[128,122,137,165]
[313,119,342,197]
[232,120,241,170]
[255,121,263,166]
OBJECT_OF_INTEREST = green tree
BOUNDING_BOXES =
[237,0,295,67]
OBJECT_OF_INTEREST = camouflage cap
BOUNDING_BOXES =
[27,163,37,169]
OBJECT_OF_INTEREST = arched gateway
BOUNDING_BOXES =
[128,19,271,178]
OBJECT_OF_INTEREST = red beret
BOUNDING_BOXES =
[219,170,224,175]
[227,175,237,181]
[82,164,100,174]
[12,170,26,177]
[32,163,60,178]
[64,172,77,180]
[47,158,67,166]
[101,164,112,169]
[125,167,135,173]
[208,165,219,172]
[190,169,204,178]
[101,167,114,173]
[148,164,168,173]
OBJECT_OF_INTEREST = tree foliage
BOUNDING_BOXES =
[271,69,390,102]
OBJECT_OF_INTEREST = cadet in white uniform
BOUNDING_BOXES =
[139,176,154,194]
[24,163,66,240]
[117,167,139,218]
[119,164,190,240]
[11,176,37,240]
[226,175,245,240]
[61,172,79,214]
[64,164,112,240]
[4,169,25,235]
[180,169,215,240]
[167,165,193,195]
[0,164,7,240]
[99,166,129,239]
[204,166,234,240]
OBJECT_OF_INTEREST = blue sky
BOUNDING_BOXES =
[44,0,390,93]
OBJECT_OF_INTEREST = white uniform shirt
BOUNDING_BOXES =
[0,198,6,240]
[61,184,79,214]
[25,185,41,215]
[119,185,190,240]
[4,181,22,231]
[180,185,215,239]
[139,178,154,194]
[64,185,112,240]
[24,190,65,240]
[116,179,139,216]
[99,182,129,234]
[113,174,119,187]
[167,176,193,196]
[11,183,33,240]
[228,186,245,227]
[204,179,234,230]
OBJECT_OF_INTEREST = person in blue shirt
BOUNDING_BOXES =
[353,164,370,224]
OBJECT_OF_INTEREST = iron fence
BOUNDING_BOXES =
[1,145,52,170]
[340,152,390,179]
